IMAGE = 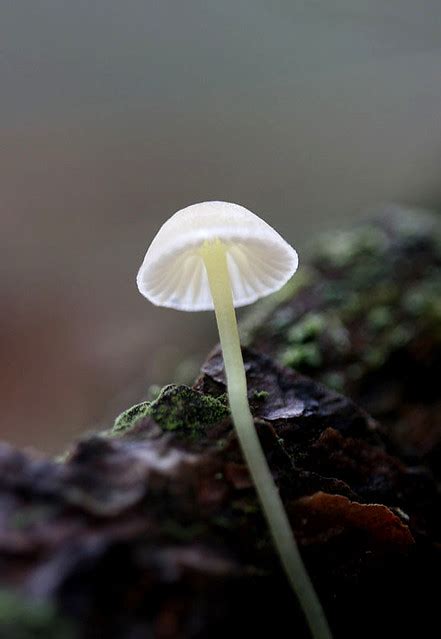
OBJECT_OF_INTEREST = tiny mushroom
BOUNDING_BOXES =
[137,201,331,639]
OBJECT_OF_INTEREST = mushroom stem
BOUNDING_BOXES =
[201,239,332,639]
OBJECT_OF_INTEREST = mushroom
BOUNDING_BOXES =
[137,201,331,639]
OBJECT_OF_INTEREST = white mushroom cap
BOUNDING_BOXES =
[137,201,298,311]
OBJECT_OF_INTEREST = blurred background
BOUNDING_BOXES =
[1,1,441,452]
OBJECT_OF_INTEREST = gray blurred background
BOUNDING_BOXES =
[1,1,441,452]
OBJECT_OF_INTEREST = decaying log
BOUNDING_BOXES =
[0,208,439,638]
[248,207,441,473]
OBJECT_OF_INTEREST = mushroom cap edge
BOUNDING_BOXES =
[136,201,298,311]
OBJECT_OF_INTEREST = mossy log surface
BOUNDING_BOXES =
[0,209,440,639]
[248,207,441,474]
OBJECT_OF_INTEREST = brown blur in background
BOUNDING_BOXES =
[1,2,441,453]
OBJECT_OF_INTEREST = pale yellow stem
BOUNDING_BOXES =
[200,239,332,639]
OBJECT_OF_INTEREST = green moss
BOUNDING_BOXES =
[287,312,326,343]
[279,312,326,370]
[281,342,322,369]
[147,385,228,433]
[247,213,441,397]
[112,385,229,436]
[0,591,74,639]
[113,401,151,434]
[280,308,352,372]
[252,390,269,401]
